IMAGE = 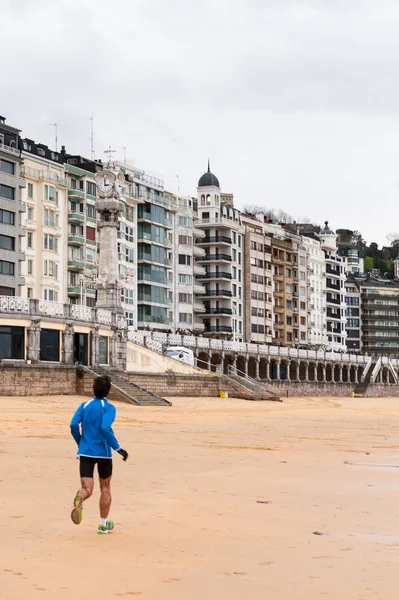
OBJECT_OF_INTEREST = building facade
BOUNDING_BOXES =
[360,276,399,355]
[320,222,347,350]
[20,139,68,302]
[0,116,25,297]
[345,278,362,352]
[242,215,273,345]
[302,234,327,347]
[195,164,244,340]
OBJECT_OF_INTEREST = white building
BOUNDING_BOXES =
[319,221,347,350]
[194,164,244,340]
[21,140,68,303]
[301,234,327,347]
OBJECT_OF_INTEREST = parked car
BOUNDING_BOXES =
[164,346,195,366]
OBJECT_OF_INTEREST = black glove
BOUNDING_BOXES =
[117,448,128,461]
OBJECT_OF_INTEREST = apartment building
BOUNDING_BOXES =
[195,164,244,340]
[291,237,308,345]
[242,215,273,344]
[20,139,68,302]
[0,116,25,297]
[320,221,347,350]
[62,154,101,306]
[270,234,294,346]
[360,275,399,355]
[345,277,362,352]
[301,234,327,347]
[338,241,364,275]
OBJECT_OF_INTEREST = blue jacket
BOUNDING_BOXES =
[70,397,121,459]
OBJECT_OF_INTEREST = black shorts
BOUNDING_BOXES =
[79,456,113,479]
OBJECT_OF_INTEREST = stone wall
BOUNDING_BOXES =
[127,372,224,398]
[269,381,355,397]
[0,363,78,396]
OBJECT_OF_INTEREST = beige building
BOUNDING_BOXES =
[20,140,68,303]
[242,215,273,344]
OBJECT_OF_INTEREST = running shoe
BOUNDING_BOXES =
[97,520,115,535]
[70,494,83,525]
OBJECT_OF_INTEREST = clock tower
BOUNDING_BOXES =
[94,166,125,312]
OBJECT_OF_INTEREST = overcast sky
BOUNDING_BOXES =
[2,0,399,245]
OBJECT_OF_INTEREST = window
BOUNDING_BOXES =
[347,319,359,328]
[300,256,306,266]
[250,241,256,251]
[0,261,14,275]
[251,273,257,283]
[300,301,306,310]
[86,181,96,196]
[300,317,306,326]
[300,271,305,281]
[121,288,134,304]
[0,286,15,296]
[0,209,15,225]
[257,259,263,268]
[27,183,33,198]
[0,234,15,251]
[44,185,57,203]
[28,260,33,275]
[44,209,55,227]
[179,274,192,284]
[44,260,58,278]
[44,289,58,301]
[125,205,134,222]
[125,311,134,326]
[44,234,57,252]
[0,184,15,200]
[0,159,15,175]
[179,293,192,303]
[86,250,95,264]
[27,207,33,221]
[179,254,191,266]
[86,226,96,241]
[27,287,33,298]
[40,329,60,362]
[27,232,33,248]
[238,235,241,248]
[178,235,192,246]
[0,326,24,359]
[300,286,306,295]
[179,313,192,323]
[233,232,237,244]
[125,248,134,263]
[250,257,256,266]
[178,216,192,227]
[86,204,96,219]
[125,226,134,242]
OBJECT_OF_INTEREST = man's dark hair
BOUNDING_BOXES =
[93,375,111,399]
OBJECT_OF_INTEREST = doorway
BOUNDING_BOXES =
[74,333,89,365]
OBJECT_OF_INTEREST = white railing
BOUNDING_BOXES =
[0,142,20,156]
[0,296,29,312]
[22,166,67,186]
[97,309,112,325]
[70,305,93,321]
[38,300,64,317]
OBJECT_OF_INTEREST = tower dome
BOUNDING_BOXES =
[198,160,220,188]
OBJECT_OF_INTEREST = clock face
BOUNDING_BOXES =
[98,177,113,194]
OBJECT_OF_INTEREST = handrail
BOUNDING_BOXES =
[98,365,171,405]
[361,356,373,382]
[370,357,382,384]
[79,365,140,405]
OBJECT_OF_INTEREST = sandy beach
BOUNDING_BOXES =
[2,394,399,599]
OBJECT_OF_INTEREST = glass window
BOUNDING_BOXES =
[28,260,33,275]
[0,234,15,251]
[0,326,24,359]
[99,336,108,364]
[0,209,15,225]
[27,232,33,248]
[27,183,33,198]
[0,184,15,200]
[40,329,60,362]
[0,261,14,275]
[0,159,15,175]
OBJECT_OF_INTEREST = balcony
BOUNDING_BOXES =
[68,211,85,223]
[68,234,85,246]
[194,302,206,313]
[193,321,206,331]
[194,264,206,276]
[138,295,172,306]
[138,232,172,247]
[197,253,232,263]
[68,286,81,296]
[193,227,207,239]
[197,272,232,280]
[138,256,172,267]
[197,235,232,246]
[138,316,173,326]
[199,289,232,298]
[68,189,85,200]
[193,283,206,295]
[193,245,206,257]
[205,325,233,333]
[197,217,240,229]
[326,266,341,277]
[68,259,85,270]
[203,308,233,316]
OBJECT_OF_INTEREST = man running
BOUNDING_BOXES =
[70,375,128,535]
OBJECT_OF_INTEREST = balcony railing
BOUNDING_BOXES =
[203,308,233,316]
[199,289,232,298]
[196,272,232,280]
[205,326,233,333]
[197,236,232,245]
[22,166,67,186]
[0,142,20,157]
[197,254,232,262]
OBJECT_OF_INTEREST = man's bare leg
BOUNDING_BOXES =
[71,477,94,524]
[99,476,112,519]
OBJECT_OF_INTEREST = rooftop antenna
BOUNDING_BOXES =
[50,123,58,151]
[174,175,180,194]
[120,146,127,163]
[86,113,94,159]
[104,146,116,167]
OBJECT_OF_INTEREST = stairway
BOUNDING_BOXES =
[83,366,171,407]
[224,369,281,402]
[353,366,373,397]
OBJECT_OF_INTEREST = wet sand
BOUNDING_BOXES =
[2,394,399,599]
